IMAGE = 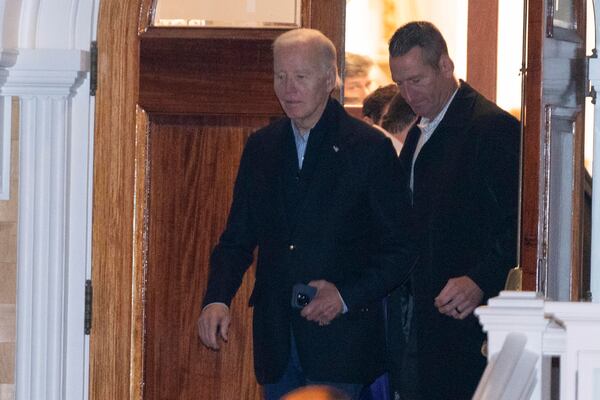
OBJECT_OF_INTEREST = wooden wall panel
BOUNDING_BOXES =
[143,115,267,400]
[139,35,281,115]
[569,0,589,300]
[302,0,346,80]
[90,1,141,399]
[519,0,544,290]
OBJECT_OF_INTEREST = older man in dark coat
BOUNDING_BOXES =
[198,28,416,400]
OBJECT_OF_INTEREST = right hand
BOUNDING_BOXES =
[197,303,230,350]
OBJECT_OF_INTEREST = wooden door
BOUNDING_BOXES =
[89,1,345,399]
[520,0,589,299]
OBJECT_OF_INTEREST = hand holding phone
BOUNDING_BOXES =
[291,283,317,309]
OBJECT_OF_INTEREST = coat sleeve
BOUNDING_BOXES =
[338,137,417,310]
[466,111,520,298]
[202,135,259,307]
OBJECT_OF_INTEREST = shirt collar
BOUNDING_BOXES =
[417,86,459,136]
[291,121,311,143]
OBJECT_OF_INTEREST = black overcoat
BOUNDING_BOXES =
[203,98,416,385]
[388,82,520,399]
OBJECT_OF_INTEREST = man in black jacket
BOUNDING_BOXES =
[198,28,416,400]
[386,21,520,400]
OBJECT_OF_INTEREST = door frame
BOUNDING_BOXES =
[89,1,345,398]
[0,1,98,399]
[90,0,599,398]
[519,0,588,298]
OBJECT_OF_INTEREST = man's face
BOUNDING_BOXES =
[344,74,371,106]
[389,46,454,120]
[274,43,335,131]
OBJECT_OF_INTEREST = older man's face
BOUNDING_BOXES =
[274,42,335,131]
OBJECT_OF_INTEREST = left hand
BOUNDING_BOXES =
[434,276,483,320]
[300,280,343,325]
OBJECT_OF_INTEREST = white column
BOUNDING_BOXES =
[0,48,88,400]
[475,291,551,400]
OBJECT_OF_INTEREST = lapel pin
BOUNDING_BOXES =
[333,145,339,152]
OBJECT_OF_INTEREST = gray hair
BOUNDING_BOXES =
[388,21,449,70]
[273,28,338,78]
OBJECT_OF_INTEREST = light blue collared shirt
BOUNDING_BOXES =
[291,122,310,169]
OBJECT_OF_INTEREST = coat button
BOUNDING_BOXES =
[289,244,295,250]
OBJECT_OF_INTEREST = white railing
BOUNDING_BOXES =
[475,291,600,399]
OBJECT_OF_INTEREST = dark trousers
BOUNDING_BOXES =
[263,333,364,400]
[388,287,419,400]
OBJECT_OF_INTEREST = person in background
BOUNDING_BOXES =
[386,21,520,400]
[361,84,399,126]
[198,28,416,400]
[380,92,417,151]
[344,52,376,106]
[361,85,416,156]
[359,87,416,400]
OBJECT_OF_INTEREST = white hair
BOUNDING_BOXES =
[273,28,339,83]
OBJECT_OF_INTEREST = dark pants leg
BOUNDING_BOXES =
[388,288,420,400]
[263,333,364,400]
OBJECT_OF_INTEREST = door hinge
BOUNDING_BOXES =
[582,291,593,302]
[90,41,98,96]
[586,48,598,104]
[85,279,93,335]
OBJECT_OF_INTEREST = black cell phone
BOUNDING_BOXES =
[291,283,317,309]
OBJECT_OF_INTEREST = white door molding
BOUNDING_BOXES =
[0,1,99,399]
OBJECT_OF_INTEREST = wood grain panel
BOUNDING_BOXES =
[581,171,592,300]
[143,115,267,400]
[141,27,285,41]
[139,36,280,115]
[467,0,498,101]
[90,1,141,399]
[302,0,346,78]
[569,0,588,300]
[571,111,586,300]
[519,0,544,290]
[0,343,14,384]
[131,107,149,399]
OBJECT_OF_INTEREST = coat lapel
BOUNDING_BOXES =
[260,120,295,237]
[286,99,345,236]
[411,82,478,212]
[415,81,475,168]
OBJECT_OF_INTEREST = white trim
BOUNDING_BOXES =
[476,291,600,399]
[0,96,11,200]
[1,47,90,400]
[15,93,73,400]
[1,0,98,399]
[0,47,17,201]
